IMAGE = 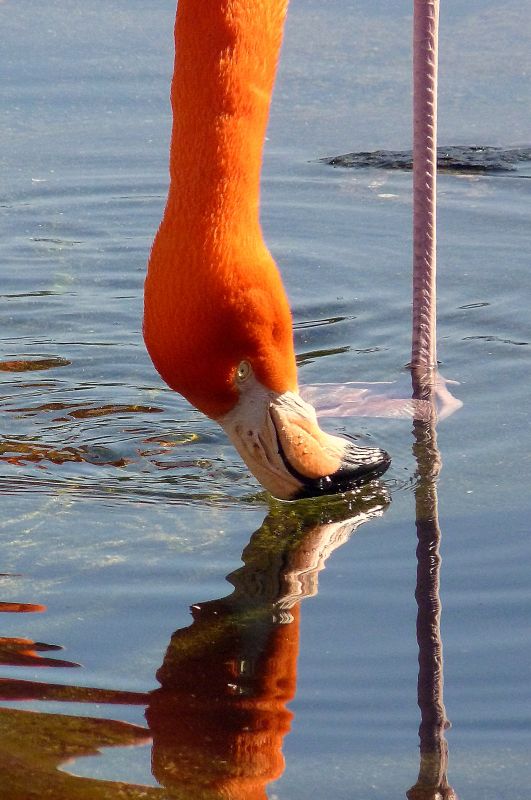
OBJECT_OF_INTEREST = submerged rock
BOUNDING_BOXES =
[321,145,531,173]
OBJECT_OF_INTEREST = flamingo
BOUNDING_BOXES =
[143,0,391,500]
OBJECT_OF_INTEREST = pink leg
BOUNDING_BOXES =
[412,0,439,371]
[306,2,463,425]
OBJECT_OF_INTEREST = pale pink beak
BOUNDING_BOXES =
[219,376,390,500]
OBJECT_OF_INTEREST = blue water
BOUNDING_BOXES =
[1,1,530,798]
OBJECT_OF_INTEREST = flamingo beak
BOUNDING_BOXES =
[218,377,390,500]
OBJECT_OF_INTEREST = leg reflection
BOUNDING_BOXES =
[407,369,458,800]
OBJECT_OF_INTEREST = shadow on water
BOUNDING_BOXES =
[0,388,460,799]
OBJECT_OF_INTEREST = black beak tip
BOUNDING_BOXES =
[292,445,391,501]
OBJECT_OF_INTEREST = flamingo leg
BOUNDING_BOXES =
[412,0,440,372]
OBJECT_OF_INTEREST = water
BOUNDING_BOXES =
[1,0,530,797]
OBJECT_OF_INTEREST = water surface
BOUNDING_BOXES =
[1,1,530,797]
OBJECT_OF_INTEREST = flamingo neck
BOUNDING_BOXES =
[143,0,297,419]
[166,0,289,243]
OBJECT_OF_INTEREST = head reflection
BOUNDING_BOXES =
[147,488,388,798]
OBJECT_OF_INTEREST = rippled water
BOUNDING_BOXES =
[1,1,531,798]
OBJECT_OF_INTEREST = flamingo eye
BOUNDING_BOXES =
[236,360,251,383]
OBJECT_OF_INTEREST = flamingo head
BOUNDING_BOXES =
[218,365,391,500]
[144,241,390,500]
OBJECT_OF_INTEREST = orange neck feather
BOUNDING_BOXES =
[144,0,297,418]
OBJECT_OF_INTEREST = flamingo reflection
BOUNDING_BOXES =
[152,505,378,796]
[0,487,387,798]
